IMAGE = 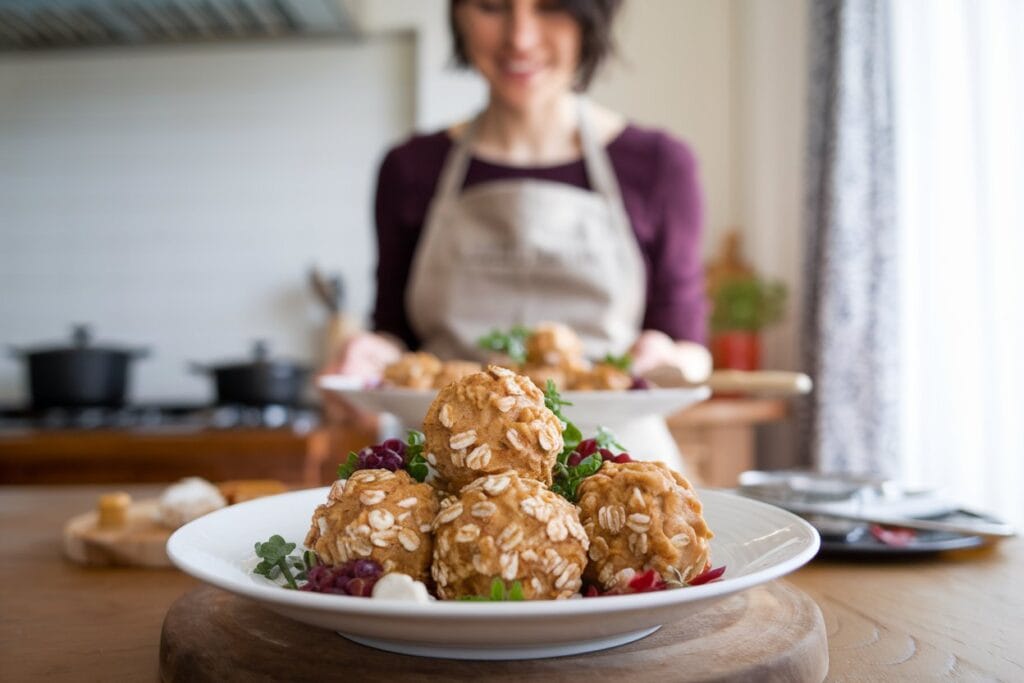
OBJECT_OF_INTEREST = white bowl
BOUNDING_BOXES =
[317,375,710,432]
[167,488,819,660]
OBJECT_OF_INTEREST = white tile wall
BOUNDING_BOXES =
[0,38,415,403]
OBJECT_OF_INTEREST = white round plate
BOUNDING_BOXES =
[167,488,819,660]
[317,375,711,431]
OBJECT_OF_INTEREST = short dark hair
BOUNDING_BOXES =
[449,0,624,91]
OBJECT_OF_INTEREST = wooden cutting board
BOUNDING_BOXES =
[159,581,828,682]
[63,499,173,568]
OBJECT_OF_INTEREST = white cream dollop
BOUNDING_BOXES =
[370,573,432,602]
[158,477,227,529]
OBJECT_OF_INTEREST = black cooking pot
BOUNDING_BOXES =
[10,325,149,409]
[192,341,310,407]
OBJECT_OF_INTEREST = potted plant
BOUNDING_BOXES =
[709,276,787,370]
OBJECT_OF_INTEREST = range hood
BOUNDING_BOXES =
[0,0,361,50]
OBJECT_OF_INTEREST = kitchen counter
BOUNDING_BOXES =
[2,484,1020,681]
[0,424,375,487]
[0,399,784,489]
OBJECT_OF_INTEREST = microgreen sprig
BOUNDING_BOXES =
[405,429,429,483]
[601,352,633,372]
[544,380,602,502]
[458,577,526,601]
[594,426,626,452]
[544,379,581,452]
[551,451,603,502]
[336,452,360,480]
[477,326,532,365]
[253,535,316,589]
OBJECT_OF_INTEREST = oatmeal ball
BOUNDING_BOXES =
[577,461,713,590]
[382,352,443,389]
[304,469,439,582]
[525,322,585,368]
[433,360,483,389]
[569,362,633,391]
[521,363,568,392]
[422,365,563,493]
[431,472,589,600]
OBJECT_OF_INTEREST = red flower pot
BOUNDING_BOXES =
[711,331,761,371]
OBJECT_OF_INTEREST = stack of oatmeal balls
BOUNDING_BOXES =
[306,365,714,599]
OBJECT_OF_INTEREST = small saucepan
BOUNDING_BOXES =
[9,325,150,409]
[191,340,310,407]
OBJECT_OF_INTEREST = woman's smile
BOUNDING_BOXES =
[456,0,581,111]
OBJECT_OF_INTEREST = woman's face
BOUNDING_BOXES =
[455,0,582,111]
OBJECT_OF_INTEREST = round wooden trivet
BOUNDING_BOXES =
[160,581,828,682]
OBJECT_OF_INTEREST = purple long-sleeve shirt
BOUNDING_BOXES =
[372,124,707,350]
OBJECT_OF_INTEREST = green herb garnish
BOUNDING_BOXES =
[594,426,626,451]
[543,379,582,453]
[405,429,429,482]
[551,452,603,502]
[336,451,360,480]
[601,353,633,372]
[458,577,526,601]
[253,535,315,589]
[477,326,532,365]
[544,380,600,502]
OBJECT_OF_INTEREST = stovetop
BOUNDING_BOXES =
[0,403,321,432]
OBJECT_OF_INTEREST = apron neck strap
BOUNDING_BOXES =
[576,96,624,203]
[435,115,483,201]
[435,96,622,203]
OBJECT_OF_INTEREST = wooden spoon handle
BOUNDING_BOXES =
[707,370,813,396]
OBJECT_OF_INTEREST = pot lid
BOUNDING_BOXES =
[12,324,149,357]
[199,340,310,373]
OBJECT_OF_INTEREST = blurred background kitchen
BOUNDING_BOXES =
[1,0,1021,527]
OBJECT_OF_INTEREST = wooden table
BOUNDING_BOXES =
[2,484,1021,681]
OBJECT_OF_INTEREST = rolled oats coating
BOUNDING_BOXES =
[525,322,585,368]
[422,365,563,492]
[577,461,713,590]
[521,364,569,393]
[432,360,483,389]
[304,469,440,582]
[569,362,633,391]
[382,352,443,390]
[431,472,589,600]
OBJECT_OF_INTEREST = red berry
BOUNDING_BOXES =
[627,569,666,593]
[381,438,406,454]
[613,453,632,463]
[577,439,598,457]
[630,377,651,390]
[687,564,726,586]
[869,525,915,547]
[567,452,584,467]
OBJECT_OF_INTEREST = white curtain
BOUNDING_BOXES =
[892,0,1024,526]
[802,0,899,477]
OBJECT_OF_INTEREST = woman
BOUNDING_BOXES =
[337,0,710,386]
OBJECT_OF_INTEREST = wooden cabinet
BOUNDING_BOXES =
[667,398,788,487]
[0,401,786,488]
[0,425,374,487]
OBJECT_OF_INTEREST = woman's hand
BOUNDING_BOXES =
[318,332,404,428]
[629,330,712,385]
[325,331,404,381]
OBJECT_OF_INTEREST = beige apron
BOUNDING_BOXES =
[405,99,683,469]
[406,99,645,361]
